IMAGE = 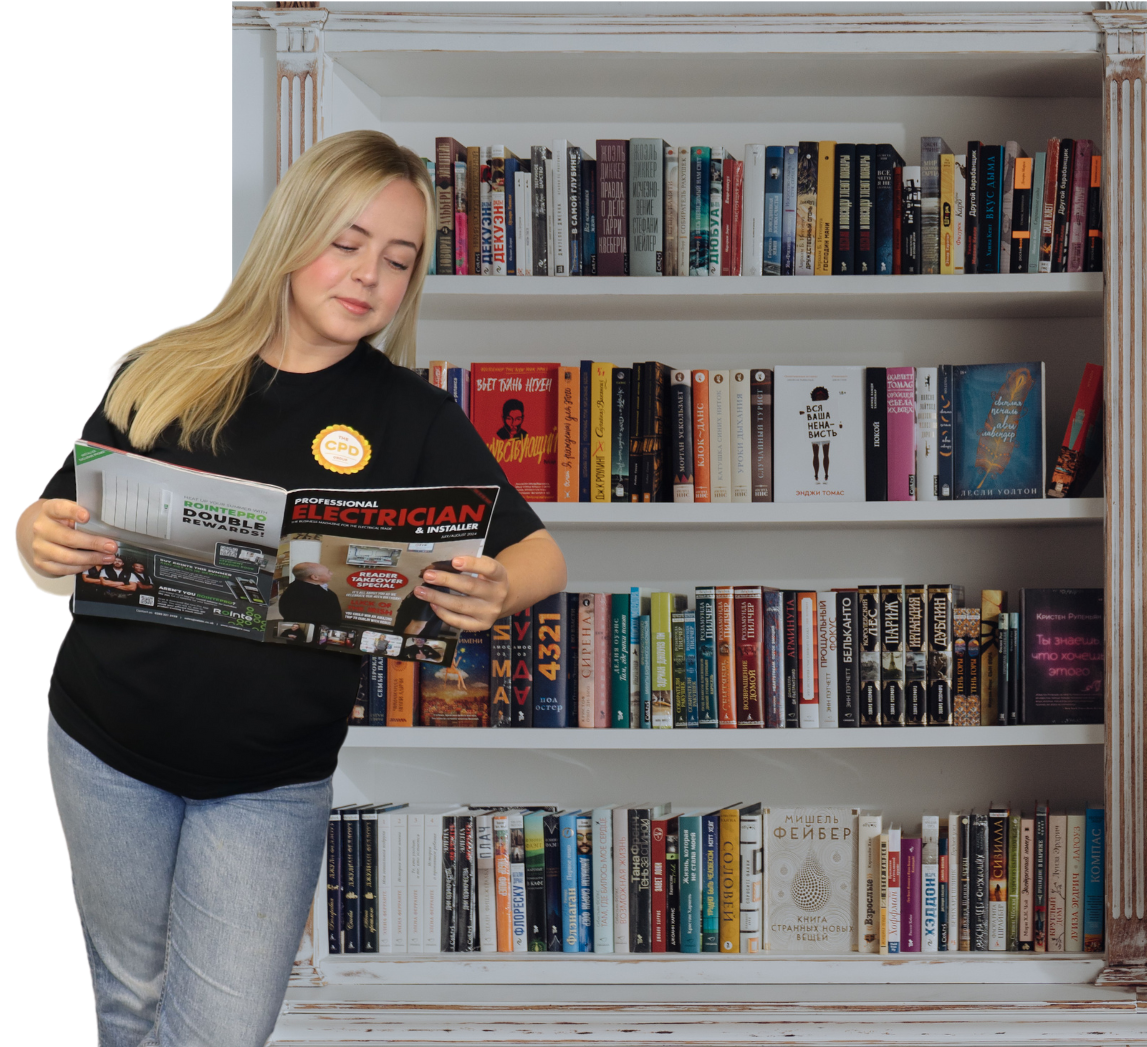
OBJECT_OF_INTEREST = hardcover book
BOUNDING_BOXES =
[1020,589,1104,724]
[629,138,666,275]
[750,369,774,502]
[886,367,916,501]
[596,140,628,275]
[419,628,490,727]
[880,584,906,726]
[795,142,819,275]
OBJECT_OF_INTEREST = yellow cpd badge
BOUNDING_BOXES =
[312,424,371,474]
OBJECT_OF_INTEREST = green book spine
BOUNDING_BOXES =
[671,611,688,726]
[524,810,547,952]
[1007,812,1022,951]
[651,593,675,728]
[611,594,631,727]
[639,615,653,728]
[678,814,702,952]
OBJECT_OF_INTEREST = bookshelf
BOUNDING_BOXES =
[232,4,1147,1044]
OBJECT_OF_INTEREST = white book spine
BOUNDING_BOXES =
[858,814,883,953]
[1065,814,1086,952]
[677,145,690,275]
[709,147,724,275]
[799,593,820,729]
[545,158,555,275]
[480,145,492,276]
[817,591,839,727]
[739,812,764,953]
[1048,814,1067,952]
[664,146,679,277]
[709,371,732,502]
[730,368,750,502]
[514,173,528,277]
[491,145,508,276]
[887,827,901,953]
[408,814,424,953]
[424,814,443,952]
[946,813,960,950]
[377,813,392,954]
[476,815,498,954]
[592,808,614,952]
[915,366,939,502]
[921,814,940,953]
[392,814,407,953]
[551,140,570,276]
[743,144,767,276]
[613,806,631,952]
[509,811,528,951]
[522,174,533,273]
[953,155,966,274]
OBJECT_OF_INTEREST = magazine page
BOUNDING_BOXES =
[71,442,286,638]
[268,485,500,664]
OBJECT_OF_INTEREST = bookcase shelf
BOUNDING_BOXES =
[533,498,1104,531]
[420,272,1103,322]
[342,724,1103,750]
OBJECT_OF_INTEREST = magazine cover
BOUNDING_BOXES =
[72,441,498,665]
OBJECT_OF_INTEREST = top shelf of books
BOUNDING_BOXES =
[419,273,1102,322]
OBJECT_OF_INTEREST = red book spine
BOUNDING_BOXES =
[1038,138,1061,271]
[734,586,765,728]
[594,593,610,728]
[692,370,711,502]
[715,585,737,728]
[1048,363,1104,497]
[651,820,667,951]
[720,156,734,275]
[731,159,745,275]
[596,140,629,275]
[885,366,917,501]
[1066,139,1093,273]
[892,166,903,274]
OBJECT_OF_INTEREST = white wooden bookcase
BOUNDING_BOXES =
[231,4,1147,1043]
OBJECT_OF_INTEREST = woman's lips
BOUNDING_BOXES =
[336,297,371,315]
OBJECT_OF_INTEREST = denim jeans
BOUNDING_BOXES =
[48,714,333,1047]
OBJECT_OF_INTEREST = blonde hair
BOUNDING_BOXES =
[104,130,435,451]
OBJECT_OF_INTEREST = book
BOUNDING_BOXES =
[574,812,592,951]
[900,166,921,273]
[609,367,631,501]
[858,813,882,952]
[577,593,596,728]
[815,141,835,275]
[937,364,954,499]
[858,585,882,726]
[970,812,989,951]
[610,594,630,728]
[798,590,820,728]
[940,153,958,274]
[718,806,740,951]
[522,810,547,951]
[1066,812,1086,952]
[781,145,798,274]
[938,828,950,950]
[1085,154,1103,272]
[988,804,1009,951]
[836,590,859,728]
[692,370,711,502]
[1083,807,1104,952]
[651,816,669,950]
[979,145,1004,274]
[670,369,695,502]
[734,586,765,728]
[953,152,967,273]
[533,592,569,728]
[903,584,927,726]
[739,805,764,952]
[708,147,724,275]
[750,369,773,502]
[745,143,769,276]
[773,366,866,503]
[730,369,751,503]
[817,591,839,728]
[716,586,737,727]
[590,363,613,504]
[709,371,731,503]
[1034,803,1048,952]
[886,367,916,501]
[695,587,719,728]
[915,367,939,502]
[530,145,551,275]
[1028,151,1046,273]
[490,616,512,727]
[1006,811,1021,950]
[556,367,579,503]
[678,811,704,952]
[664,145,680,276]
[671,610,689,727]
[926,584,956,726]
[477,814,498,953]
[630,138,665,275]
[880,584,906,727]
[596,140,628,275]
[865,367,888,502]
[887,826,901,953]
[434,137,467,273]
[1048,363,1103,498]
[1020,588,1104,724]
[651,592,687,727]
[558,811,583,951]
[855,144,876,274]
[902,837,921,951]
[795,142,819,275]
[612,806,630,952]
[1009,154,1034,272]
[834,142,857,274]
[1067,140,1094,273]
[922,816,940,952]
[690,146,711,275]
[543,813,562,951]
[951,362,1046,500]
[511,606,534,728]
[979,589,1005,727]
[419,628,490,727]
[676,143,691,275]
[875,144,905,274]
[998,141,1021,274]
[1047,813,1067,952]
[964,142,982,272]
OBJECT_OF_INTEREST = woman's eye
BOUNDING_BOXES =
[388,259,409,272]
[333,242,355,252]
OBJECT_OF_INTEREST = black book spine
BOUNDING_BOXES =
[628,361,644,501]
[666,818,681,951]
[880,584,905,726]
[964,143,982,273]
[670,370,694,500]
[926,585,955,725]
[1052,140,1075,273]
[579,361,592,502]
[904,585,927,726]
[834,143,856,274]
[1034,805,1048,950]
[455,815,472,952]
[1084,157,1103,272]
[874,143,902,275]
[342,809,361,954]
[490,616,513,727]
[652,363,671,503]
[567,146,582,275]
[1008,610,1021,726]
[531,145,550,276]
[526,822,547,953]
[783,590,800,728]
[360,809,378,952]
[629,807,652,952]
[442,816,457,952]
[566,592,580,723]
[612,367,632,502]
[836,590,859,727]
[971,813,989,951]
[958,815,972,951]
[639,361,657,502]
[858,585,882,726]
[855,144,876,274]
[901,170,921,274]
[512,606,534,727]
[865,367,888,501]
[543,813,563,951]
[327,809,342,954]
[997,615,1009,728]
[750,368,773,502]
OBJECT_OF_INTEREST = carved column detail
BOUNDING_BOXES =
[259,8,329,182]
[1095,8,1147,984]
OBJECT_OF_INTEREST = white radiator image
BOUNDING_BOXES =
[99,472,173,540]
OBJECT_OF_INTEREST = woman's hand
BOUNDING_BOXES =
[17,498,119,578]
[416,555,510,633]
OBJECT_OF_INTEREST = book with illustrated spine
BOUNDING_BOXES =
[692,370,711,502]
[795,142,819,275]
[922,815,940,952]
[709,147,725,275]
[915,367,939,502]
[524,810,547,951]
[1084,807,1104,951]
[694,586,719,728]
[1066,813,1086,951]
[750,368,773,502]
[903,584,927,726]
[880,584,906,727]
[1047,813,1067,952]
[690,146,711,275]
[611,368,631,502]
[980,589,1005,726]
[762,146,783,274]
[926,584,956,726]
[836,590,859,727]
[988,804,1009,950]
[858,584,882,726]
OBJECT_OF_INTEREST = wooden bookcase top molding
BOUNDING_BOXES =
[230,3,1147,1041]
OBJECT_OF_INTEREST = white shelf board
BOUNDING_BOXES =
[419,273,1102,322]
[532,498,1104,531]
[341,724,1103,750]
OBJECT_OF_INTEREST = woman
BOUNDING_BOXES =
[15,130,566,1047]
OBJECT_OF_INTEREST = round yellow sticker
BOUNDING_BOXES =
[312,425,372,474]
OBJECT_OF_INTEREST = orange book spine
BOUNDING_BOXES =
[715,585,737,728]
[428,361,449,390]
[557,366,580,503]
[492,814,513,951]
[385,659,418,726]
[692,370,711,502]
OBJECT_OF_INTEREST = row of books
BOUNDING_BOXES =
[325,801,1105,956]
[431,137,1102,279]
[350,587,1104,730]
[421,360,1102,504]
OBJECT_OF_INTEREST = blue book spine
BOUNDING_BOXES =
[446,367,466,411]
[763,146,784,275]
[582,158,597,275]
[781,145,798,275]
[762,588,785,729]
[575,812,594,951]
[937,364,953,499]
[504,157,519,275]
[559,811,583,951]
[424,157,437,275]
[326,810,342,953]
[367,656,387,726]
[875,144,903,275]
[678,814,702,952]
[701,812,720,951]
[683,611,699,727]
[689,146,711,275]
[566,592,580,725]
[533,592,569,727]
[1083,807,1105,950]
[628,587,642,728]
[694,589,718,727]
[579,361,592,502]
[639,614,653,728]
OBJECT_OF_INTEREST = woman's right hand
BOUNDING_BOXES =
[16,498,119,578]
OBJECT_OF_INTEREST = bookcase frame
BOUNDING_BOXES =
[233,4,1147,1043]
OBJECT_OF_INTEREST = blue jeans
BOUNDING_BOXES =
[48,714,332,1047]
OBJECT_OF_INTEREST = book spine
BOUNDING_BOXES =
[718,808,740,952]
[836,590,859,727]
[504,157,518,275]
[781,146,798,275]
[574,813,592,951]
[512,607,534,727]
[865,367,888,502]
[721,155,735,275]
[579,361,592,502]
[327,810,343,954]
[1052,140,1075,272]
[708,148,724,275]
[639,614,652,728]
[730,369,750,502]
[814,141,835,274]
[651,820,667,951]
[629,808,652,952]
[1083,808,1104,951]
[590,362,612,503]
[816,591,839,728]
[408,813,423,954]
[541,815,561,951]
[901,166,921,273]
[550,140,569,275]
[798,590,820,728]
[988,807,1009,951]
[964,142,982,272]
[593,595,609,729]
[762,590,785,730]
[926,585,955,726]
[938,832,949,950]
[671,611,688,727]
[701,813,719,951]
[630,139,665,275]
[1048,814,1067,952]
[651,592,676,728]
[879,833,890,952]
[479,146,492,275]
[677,144,690,275]
[886,366,917,501]
[709,371,731,502]
[1085,154,1103,272]
[491,146,508,275]
[578,593,595,728]
[834,143,856,274]
[690,146,711,275]
[567,146,582,275]
[980,590,1004,727]
[971,813,990,951]
[875,144,900,274]
[490,616,513,727]
[664,146,679,276]
[1010,154,1034,273]
[611,367,631,502]
[920,137,943,272]
[915,366,939,501]
[1066,813,1086,952]
[531,146,550,276]
[859,815,882,952]
[667,819,681,950]
[434,138,463,273]
[385,659,418,727]
[940,153,957,274]
[880,585,906,726]
[937,364,954,499]
[678,817,701,952]
[557,366,579,503]
[477,816,497,954]
[1006,812,1022,951]
[998,141,1019,274]
[559,813,580,951]
[858,585,882,726]
[715,586,737,728]
[903,584,927,726]
[454,815,471,953]
[750,368,773,502]
[1037,138,1060,272]
[670,369,695,502]
[684,612,699,727]
[694,587,719,728]
[452,162,469,274]
[744,144,767,276]
[610,594,630,728]
[613,808,630,953]
[1034,805,1048,952]
[922,816,939,953]
[1067,140,1093,272]
[783,591,801,728]
[957,815,971,950]
[902,837,921,950]
[360,809,379,952]
[1027,152,1045,273]
[763,145,783,275]
[367,657,387,726]
[953,152,967,273]
[887,828,901,953]
[734,587,765,728]
[998,613,1011,726]
[423,815,442,953]
[795,141,818,275]
[855,144,876,274]
[628,587,643,727]
[533,593,568,728]
[692,370,711,502]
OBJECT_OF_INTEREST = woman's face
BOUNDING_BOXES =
[289,178,425,348]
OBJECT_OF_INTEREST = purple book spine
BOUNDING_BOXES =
[902,837,922,951]
[1066,140,1093,273]
[886,366,917,501]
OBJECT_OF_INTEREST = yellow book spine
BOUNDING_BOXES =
[940,154,957,275]
[590,362,613,502]
[719,808,740,952]
[815,141,836,275]
[879,833,890,954]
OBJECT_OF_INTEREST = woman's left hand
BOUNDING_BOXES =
[416,556,510,632]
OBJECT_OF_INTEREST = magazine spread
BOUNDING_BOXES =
[71,441,499,665]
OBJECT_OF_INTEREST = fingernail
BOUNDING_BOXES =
[423,571,437,582]
[414,587,426,597]
[103,555,115,563]
[105,543,118,553]
[453,558,464,567]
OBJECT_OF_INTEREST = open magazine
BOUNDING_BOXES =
[70,441,499,665]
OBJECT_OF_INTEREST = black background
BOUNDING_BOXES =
[29,24,229,1036]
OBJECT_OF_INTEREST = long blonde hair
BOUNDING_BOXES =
[104,130,435,451]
